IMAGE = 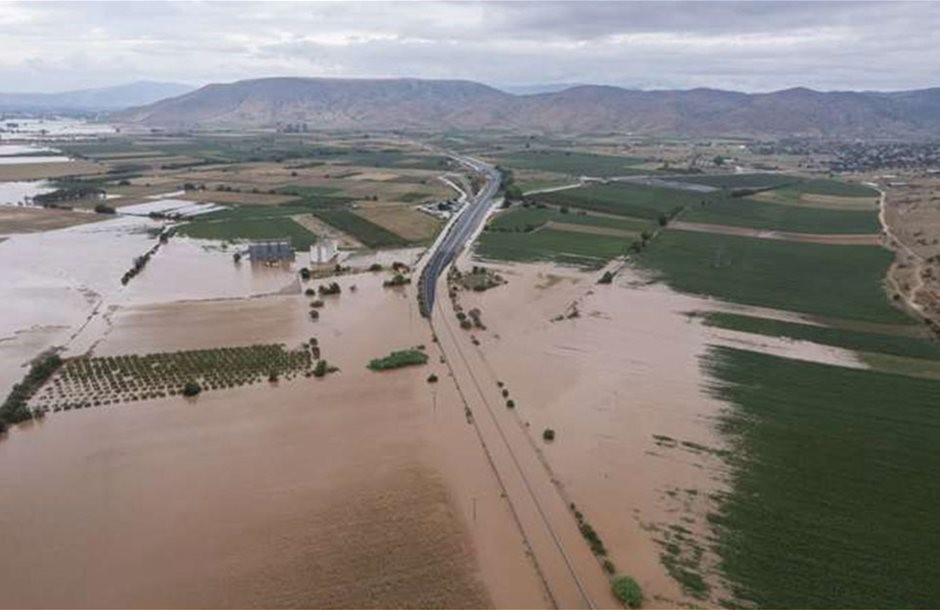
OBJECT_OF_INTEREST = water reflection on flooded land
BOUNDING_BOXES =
[0,179,54,205]
[0,217,300,395]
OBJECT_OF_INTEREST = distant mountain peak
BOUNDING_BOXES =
[112,76,940,138]
[0,81,196,111]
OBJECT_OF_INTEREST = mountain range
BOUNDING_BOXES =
[0,81,195,112]
[114,77,940,138]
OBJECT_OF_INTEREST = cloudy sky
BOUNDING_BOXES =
[1,0,938,93]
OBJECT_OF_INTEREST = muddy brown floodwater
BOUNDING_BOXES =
[451,258,732,607]
[0,270,549,608]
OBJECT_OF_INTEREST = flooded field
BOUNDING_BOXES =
[0,268,547,608]
[0,216,302,397]
[0,179,54,205]
[449,259,735,606]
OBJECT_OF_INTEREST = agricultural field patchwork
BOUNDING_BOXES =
[701,346,940,609]
[313,209,413,248]
[354,206,442,243]
[488,206,652,234]
[175,205,320,249]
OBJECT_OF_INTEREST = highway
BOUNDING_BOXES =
[418,155,501,316]
[417,154,607,608]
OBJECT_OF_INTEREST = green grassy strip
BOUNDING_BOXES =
[176,217,319,250]
[682,196,880,234]
[534,183,713,219]
[672,173,798,189]
[367,349,428,371]
[796,178,880,198]
[492,150,647,177]
[489,206,652,233]
[635,229,911,325]
[699,312,940,361]
[702,346,940,608]
[313,209,412,248]
[476,228,630,269]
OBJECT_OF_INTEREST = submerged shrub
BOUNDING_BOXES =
[612,575,643,609]
[181,381,202,397]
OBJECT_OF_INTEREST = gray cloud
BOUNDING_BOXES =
[0,1,937,93]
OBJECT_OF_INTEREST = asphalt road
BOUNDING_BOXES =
[418,156,501,317]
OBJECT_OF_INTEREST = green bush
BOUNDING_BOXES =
[612,575,643,609]
[367,349,429,371]
[181,381,202,397]
[543,428,555,441]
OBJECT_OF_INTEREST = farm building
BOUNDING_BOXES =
[248,239,293,262]
[310,239,338,265]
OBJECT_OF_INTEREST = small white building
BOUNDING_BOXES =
[309,239,338,265]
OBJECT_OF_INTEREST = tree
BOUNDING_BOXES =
[542,428,555,441]
[299,267,311,281]
[611,575,643,608]
[313,360,328,378]
[182,381,201,397]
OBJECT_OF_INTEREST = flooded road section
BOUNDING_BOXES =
[0,260,548,608]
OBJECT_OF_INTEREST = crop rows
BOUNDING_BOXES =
[30,344,314,412]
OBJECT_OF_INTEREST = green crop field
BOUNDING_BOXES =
[795,178,879,198]
[699,312,940,362]
[673,173,798,190]
[276,185,348,204]
[177,216,318,250]
[476,227,629,268]
[313,209,412,248]
[193,204,315,222]
[635,230,911,324]
[331,149,451,170]
[681,196,880,233]
[488,206,652,234]
[492,150,648,177]
[702,346,940,608]
[534,183,713,219]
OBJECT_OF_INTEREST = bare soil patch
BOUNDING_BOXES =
[0,160,104,180]
[752,190,879,210]
[292,213,363,249]
[0,206,102,234]
[355,205,442,242]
